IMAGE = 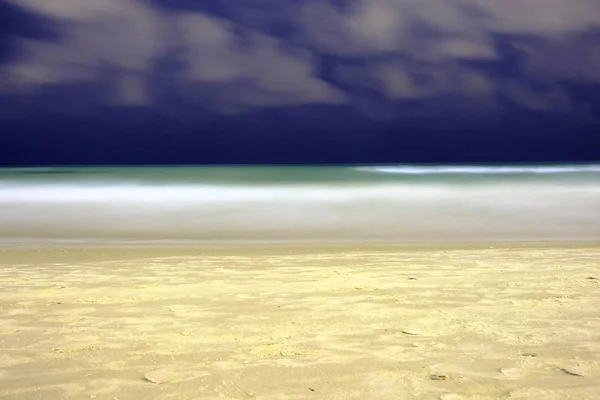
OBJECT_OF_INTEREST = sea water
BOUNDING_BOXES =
[0,165,599,246]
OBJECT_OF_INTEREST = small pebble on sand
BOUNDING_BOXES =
[430,374,448,381]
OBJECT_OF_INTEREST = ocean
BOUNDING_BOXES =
[1,165,599,246]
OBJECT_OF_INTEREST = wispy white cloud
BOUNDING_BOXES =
[1,0,599,113]
[473,0,600,35]
[3,0,162,105]
[2,0,345,109]
[500,80,571,111]
[336,60,493,102]
[298,0,599,107]
[176,12,346,110]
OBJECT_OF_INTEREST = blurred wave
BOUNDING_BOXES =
[1,165,599,245]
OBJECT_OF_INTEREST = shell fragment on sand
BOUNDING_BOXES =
[144,369,177,384]
[559,366,587,377]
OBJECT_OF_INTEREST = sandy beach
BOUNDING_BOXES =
[1,243,600,400]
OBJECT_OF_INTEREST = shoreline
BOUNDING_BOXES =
[1,240,599,265]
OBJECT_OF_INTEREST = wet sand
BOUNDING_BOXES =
[1,243,600,399]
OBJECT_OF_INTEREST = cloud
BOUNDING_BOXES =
[473,0,600,35]
[1,0,345,110]
[2,0,162,105]
[297,0,600,106]
[176,12,345,110]
[335,60,493,103]
[500,80,571,111]
[1,0,599,114]
[517,34,600,84]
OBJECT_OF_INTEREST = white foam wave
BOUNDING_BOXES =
[0,183,442,203]
[1,181,599,243]
[357,165,600,175]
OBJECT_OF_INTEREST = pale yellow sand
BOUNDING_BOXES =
[1,244,600,400]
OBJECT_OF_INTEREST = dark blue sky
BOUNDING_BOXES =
[0,0,599,165]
